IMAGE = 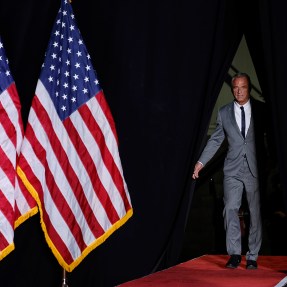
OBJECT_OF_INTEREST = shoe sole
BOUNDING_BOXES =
[246,266,257,270]
[226,265,239,269]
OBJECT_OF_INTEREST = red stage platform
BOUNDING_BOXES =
[119,255,287,287]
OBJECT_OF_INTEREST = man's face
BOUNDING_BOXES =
[232,77,250,105]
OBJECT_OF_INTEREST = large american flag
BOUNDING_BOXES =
[0,38,37,260]
[17,0,133,271]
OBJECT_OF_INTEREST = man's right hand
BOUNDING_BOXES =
[192,162,203,179]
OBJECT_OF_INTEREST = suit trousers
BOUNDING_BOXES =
[223,158,262,261]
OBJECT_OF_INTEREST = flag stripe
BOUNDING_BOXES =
[95,90,118,144]
[0,190,14,228]
[0,224,9,250]
[66,104,122,223]
[18,156,78,263]
[85,94,132,212]
[0,145,15,186]
[31,88,108,237]
[0,102,16,148]
[79,103,131,216]
[16,175,38,211]
[64,116,121,224]
[0,84,24,151]
[14,177,38,227]
[24,117,89,251]
[0,39,37,260]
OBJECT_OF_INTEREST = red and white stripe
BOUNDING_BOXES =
[0,83,37,260]
[18,80,132,271]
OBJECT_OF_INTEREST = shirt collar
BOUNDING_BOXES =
[234,99,251,109]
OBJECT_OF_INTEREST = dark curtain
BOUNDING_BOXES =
[0,0,286,286]
[254,0,287,210]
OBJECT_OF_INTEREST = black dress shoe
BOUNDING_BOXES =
[226,255,241,268]
[246,260,257,269]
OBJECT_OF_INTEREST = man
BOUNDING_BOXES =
[193,72,266,269]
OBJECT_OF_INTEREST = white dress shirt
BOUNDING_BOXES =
[234,99,251,138]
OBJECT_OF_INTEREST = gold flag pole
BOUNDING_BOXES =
[61,268,69,287]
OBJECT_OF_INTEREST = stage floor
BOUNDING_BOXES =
[119,255,287,287]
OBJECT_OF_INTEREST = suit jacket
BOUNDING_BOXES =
[198,97,267,178]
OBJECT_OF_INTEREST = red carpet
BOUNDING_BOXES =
[119,255,287,287]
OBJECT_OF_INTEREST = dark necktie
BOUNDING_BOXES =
[240,106,245,138]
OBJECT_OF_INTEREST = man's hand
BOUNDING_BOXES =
[192,162,204,179]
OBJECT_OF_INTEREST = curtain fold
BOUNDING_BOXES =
[245,0,287,212]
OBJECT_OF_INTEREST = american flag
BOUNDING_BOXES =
[17,0,133,271]
[0,38,37,260]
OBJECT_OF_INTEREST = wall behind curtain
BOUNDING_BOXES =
[1,0,286,286]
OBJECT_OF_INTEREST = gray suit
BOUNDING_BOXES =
[198,101,262,260]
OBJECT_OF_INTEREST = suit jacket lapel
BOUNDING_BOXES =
[228,102,242,137]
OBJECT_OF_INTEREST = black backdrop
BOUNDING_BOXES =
[0,0,287,286]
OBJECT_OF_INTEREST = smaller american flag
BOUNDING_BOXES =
[0,38,37,260]
[17,0,132,271]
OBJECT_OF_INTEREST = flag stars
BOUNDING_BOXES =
[39,1,102,117]
[5,70,10,76]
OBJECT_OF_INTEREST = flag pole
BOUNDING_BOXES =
[61,268,69,287]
